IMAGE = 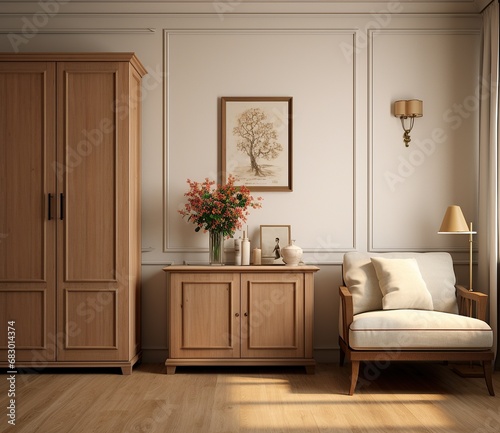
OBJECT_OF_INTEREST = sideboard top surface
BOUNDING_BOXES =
[163,265,320,273]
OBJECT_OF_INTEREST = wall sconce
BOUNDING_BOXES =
[393,99,423,147]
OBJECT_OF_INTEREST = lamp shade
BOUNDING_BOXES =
[393,99,423,118]
[438,205,471,233]
[394,100,406,117]
[406,99,423,117]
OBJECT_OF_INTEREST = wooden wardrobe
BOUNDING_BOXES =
[0,53,146,374]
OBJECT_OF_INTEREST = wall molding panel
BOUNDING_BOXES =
[162,29,357,257]
[0,28,156,34]
[0,1,487,15]
[369,28,481,252]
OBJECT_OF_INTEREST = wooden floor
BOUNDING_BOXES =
[1,362,499,433]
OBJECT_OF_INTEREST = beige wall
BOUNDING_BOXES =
[0,2,482,362]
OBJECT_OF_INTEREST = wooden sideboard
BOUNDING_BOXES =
[163,265,319,374]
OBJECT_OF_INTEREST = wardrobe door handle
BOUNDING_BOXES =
[48,194,53,220]
[60,193,64,220]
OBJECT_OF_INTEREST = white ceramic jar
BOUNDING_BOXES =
[281,240,303,266]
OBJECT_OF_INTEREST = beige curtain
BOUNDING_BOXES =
[478,0,499,366]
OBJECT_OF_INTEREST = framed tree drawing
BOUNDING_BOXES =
[221,97,293,191]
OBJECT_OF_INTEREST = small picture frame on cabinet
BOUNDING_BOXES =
[260,225,291,265]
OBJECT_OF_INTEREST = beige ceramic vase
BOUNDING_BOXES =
[281,240,303,266]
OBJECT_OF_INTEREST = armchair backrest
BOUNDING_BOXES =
[343,252,459,315]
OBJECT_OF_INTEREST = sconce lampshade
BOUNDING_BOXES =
[394,99,423,118]
[406,99,423,117]
[438,205,472,233]
[394,100,407,117]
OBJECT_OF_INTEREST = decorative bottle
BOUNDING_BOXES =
[241,231,250,265]
[234,237,242,266]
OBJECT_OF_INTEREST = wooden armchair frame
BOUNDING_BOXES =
[339,285,495,396]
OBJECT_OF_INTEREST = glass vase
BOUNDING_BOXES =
[209,230,224,265]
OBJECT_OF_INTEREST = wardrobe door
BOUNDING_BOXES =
[0,62,57,363]
[56,61,130,361]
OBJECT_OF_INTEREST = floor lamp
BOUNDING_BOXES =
[438,205,481,376]
[438,205,476,291]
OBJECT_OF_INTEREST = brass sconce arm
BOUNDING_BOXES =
[400,116,415,147]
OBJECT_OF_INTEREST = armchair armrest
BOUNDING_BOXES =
[456,285,488,321]
[339,286,354,343]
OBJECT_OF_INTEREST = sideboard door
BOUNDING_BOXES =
[169,272,241,359]
[240,273,305,359]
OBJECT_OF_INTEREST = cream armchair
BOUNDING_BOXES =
[339,252,494,396]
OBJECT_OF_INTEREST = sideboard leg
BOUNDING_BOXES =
[305,365,315,375]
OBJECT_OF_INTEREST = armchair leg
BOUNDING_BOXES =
[349,361,360,395]
[339,347,345,367]
[483,361,495,396]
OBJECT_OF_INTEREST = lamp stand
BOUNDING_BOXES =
[437,206,480,377]
[468,221,473,291]
[453,221,481,377]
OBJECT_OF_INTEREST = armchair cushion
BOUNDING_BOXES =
[343,252,458,314]
[349,309,493,350]
[371,257,433,310]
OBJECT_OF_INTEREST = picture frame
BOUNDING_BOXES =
[259,225,291,265]
[221,96,293,191]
